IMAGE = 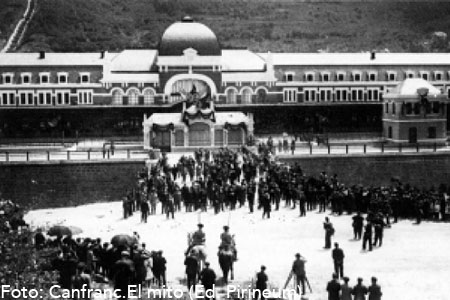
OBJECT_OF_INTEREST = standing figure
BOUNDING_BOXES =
[323,217,335,249]
[352,278,368,300]
[362,221,373,251]
[352,212,364,240]
[331,242,344,278]
[184,251,199,292]
[368,277,382,300]
[255,265,268,300]
[200,262,216,300]
[292,253,307,295]
[326,273,341,300]
[340,277,353,300]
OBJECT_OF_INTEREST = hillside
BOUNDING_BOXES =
[0,0,28,50]
[14,0,450,52]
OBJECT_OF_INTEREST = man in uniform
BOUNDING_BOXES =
[186,223,206,255]
[220,226,237,260]
[352,278,368,300]
[112,251,135,300]
[323,217,335,249]
[362,220,373,251]
[184,250,199,292]
[292,253,307,295]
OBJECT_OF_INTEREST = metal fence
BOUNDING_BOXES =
[0,149,150,162]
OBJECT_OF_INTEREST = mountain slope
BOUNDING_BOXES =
[16,0,450,52]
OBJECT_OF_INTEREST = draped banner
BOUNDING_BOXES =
[152,123,174,131]
[183,110,215,124]
[225,122,247,131]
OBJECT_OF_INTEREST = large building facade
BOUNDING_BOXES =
[2,16,450,139]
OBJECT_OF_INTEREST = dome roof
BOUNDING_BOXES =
[159,17,221,56]
[391,78,441,96]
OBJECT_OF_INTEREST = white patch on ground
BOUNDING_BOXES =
[25,203,450,300]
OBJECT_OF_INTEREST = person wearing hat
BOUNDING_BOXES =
[340,277,353,300]
[255,266,268,300]
[292,253,307,295]
[200,262,216,300]
[352,278,368,300]
[326,273,341,300]
[192,223,206,246]
[331,242,345,279]
[112,250,135,300]
[152,250,167,287]
[368,277,382,300]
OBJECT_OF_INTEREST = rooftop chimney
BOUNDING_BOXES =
[39,51,45,59]
[100,50,106,59]
[370,51,376,60]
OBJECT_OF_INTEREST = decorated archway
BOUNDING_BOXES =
[164,73,217,103]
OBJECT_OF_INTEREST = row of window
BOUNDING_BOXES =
[387,126,437,139]
[283,70,449,82]
[0,72,91,85]
[112,88,156,105]
[283,88,382,103]
[0,90,93,106]
[384,102,441,115]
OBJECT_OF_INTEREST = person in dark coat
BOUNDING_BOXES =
[72,263,92,300]
[152,250,167,287]
[331,242,344,278]
[326,273,341,300]
[352,278,368,300]
[292,253,307,295]
[184,251,199,291]
[352,212,364,240]
[141,200,150,223]
[255,265,268,300]
[34,229,46,250]
[362,221,373,251]
[200,262,216,300]
[112,251,135,300]
[368,277,382,300]
[261,191,271,219]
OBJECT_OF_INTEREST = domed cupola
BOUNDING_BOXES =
[158,16,221,56]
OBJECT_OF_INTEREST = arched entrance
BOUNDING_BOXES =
[189,123,210,146]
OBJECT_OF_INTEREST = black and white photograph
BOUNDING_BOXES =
[1,0,450,299]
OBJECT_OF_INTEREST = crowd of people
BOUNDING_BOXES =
[3,141,449,300]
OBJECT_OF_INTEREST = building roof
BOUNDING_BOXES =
[0,52,107,66]
[109,50,157,72]
[258,52,450,66]
[385,78,445,99]
[144,111,250,127]
[101,73,159,83]
[158,17,221,56]
[221,50,266,71]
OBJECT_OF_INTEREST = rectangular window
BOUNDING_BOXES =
[385,102,389,113]
[414,103,421,114]
[392,102,396,114]
[56,90,70,105]
[432,102,440,114]
[336,90,341,101]
[2,92,16,105]
[40,73,50,84]
[80,73,90,83]
[304,89,316,102]
[368,73,377,81]
[77,90,93,105]
[37,91,52,105]
[285,73,294,82]
[283,88,297,103]
[321,73,330,82]
[336,73,345,81]
[406,71,415,79]
[319,89,331,102]
[22,74,31,84]
[428,127,437,139]
[405,103,413,115]
[352,73,362,81]
[58,73,68,84]
[305,73,314,82]
[387,72,396,81]
[421,72,429,81]
[434,72,443,81]
[3,74,13,84]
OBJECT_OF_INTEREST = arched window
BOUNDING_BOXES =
[128,89,139,105]
[241,88,252,104]
[112,89,123,105]
[256,88,267,103]
[143,89,155,105]
[226,88,237,104]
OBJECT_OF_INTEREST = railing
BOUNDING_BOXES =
[0,149,151,163]
[273,142,447,156]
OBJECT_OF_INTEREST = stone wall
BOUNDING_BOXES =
[0,160,145,209]
[281,152,450,188]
